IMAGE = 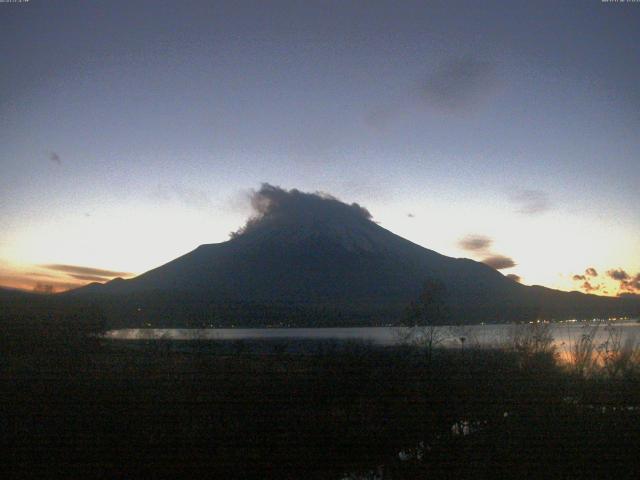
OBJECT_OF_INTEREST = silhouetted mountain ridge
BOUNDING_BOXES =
[63,185,639,327]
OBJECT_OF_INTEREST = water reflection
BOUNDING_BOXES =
[106,321,640,353]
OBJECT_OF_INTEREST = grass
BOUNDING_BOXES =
[1,323,640,478]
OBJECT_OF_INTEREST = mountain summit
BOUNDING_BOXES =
[72,184,638,327]
[232,184,376,249]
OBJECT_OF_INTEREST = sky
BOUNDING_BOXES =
[1,0,639,295]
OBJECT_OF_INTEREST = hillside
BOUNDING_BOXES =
[61,185,639,327]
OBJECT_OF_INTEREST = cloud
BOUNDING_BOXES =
[600,268,640,295]
[568,267,640,295]
[232,183,372,238]
[68,273,117,282]
[421,56,496,111]
[571,270,602,293]
[0,272,83,293]
[27,271,62,278]
[618,273,640,294]
[571,266,639,295]
[41,264,131,281]
[585,267,598,277]
[508,189,550,215]
[48,151,61,165]
[482,255,516,270]
[458,234,492,253]
[12,264,134,290]
[153,184,213,211]
[459,234,517,272]
[581,281,601,293]
[365,105,399,130]
[506,273,521,283]
[365,54,497,130]
[607,269,630,281]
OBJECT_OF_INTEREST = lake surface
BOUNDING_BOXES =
[105,321,640,350]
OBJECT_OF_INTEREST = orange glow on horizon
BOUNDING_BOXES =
[0,199,637,297]
[0,264,632,298]
[0,263,135,294]
[0,274,84,293]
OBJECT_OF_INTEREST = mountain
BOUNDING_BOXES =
[67,185,639,327]
[0,286,29,297]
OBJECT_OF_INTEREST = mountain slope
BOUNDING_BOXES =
[68,185,639,326]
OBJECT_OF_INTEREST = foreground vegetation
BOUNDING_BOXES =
[1,319,640,478]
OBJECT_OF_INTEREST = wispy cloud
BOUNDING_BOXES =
[364,105,399,130]
[506,273,521,283]
[570,268,604,294]
[0,272,83,293]
[482,255,516,270]
[571,266,639,295]
[365,54,498,129]
[581,281,601,293]
[459,234,516,271]
[41,264,131,282]
[48,151,61,166]
[421,55,496,111]
[607,269,630,281]
[153,184,213,211]
[68,273,117,282]
[508,189,551,215]
[607,268,640,294]
[458,234,492,253]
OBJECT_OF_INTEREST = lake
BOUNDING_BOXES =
[105,320,640,350]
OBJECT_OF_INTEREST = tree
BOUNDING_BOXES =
[406,280,449,326]
[398,280,450,364]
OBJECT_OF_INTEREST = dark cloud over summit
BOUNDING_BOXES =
[232,184,373,238]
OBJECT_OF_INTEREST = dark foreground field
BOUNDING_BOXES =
[2,338,640,479]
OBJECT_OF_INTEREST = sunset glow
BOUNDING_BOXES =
[1,1,638,296]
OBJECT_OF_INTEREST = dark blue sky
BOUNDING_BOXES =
[1,0,639,294]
